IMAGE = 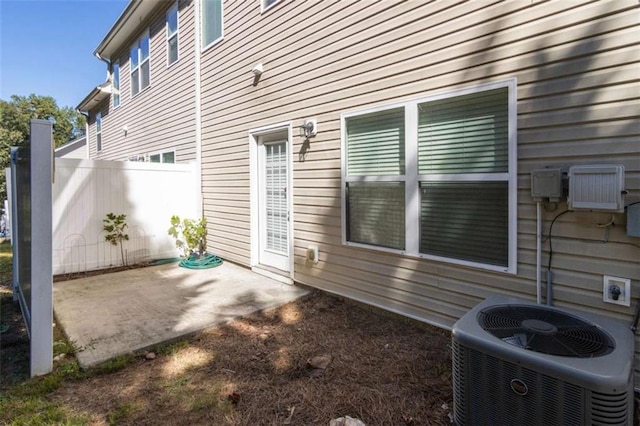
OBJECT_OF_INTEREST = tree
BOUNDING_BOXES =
[0,94,85,201]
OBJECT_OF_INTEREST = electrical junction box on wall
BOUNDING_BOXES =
[568,165,625,212]
[531,168,563,201]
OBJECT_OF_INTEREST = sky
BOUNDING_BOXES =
[0,0,129,109]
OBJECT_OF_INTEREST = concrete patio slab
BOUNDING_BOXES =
[53,261,308,368]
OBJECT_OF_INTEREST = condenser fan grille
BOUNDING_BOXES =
[478,305,614,357]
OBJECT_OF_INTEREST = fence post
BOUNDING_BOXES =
[30,119,53,376]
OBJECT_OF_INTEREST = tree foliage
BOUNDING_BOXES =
[0,94,85,201]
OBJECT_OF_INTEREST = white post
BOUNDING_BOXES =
[30,119,53,376]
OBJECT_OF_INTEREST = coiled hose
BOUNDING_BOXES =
[178,253,223,269]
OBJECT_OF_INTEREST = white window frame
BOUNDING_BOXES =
[112,62,121,108]
[261,0,282,13]
[340,79,518,274]
[201,0,224,51]
[130,31,150,97]
[166,2,179,66]
[95,112,102,152]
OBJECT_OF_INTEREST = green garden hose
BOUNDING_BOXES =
[179,253,223,269]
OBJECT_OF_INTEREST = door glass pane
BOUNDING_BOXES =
[420,181,508,266]
[265,142,287,254]
[347,182,405,250]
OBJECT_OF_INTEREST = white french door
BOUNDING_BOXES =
[257,135,290,272]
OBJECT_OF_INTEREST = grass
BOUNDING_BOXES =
[0,239,13,282]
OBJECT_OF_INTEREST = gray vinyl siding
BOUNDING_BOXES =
[90,0,197,163]
[200,1,640,378]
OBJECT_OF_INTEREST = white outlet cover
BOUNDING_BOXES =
[603,275,631,306]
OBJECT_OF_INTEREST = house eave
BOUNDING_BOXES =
[94,0,158,62]
[76,82,112,112]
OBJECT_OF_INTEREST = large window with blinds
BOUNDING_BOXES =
[341,81,516,273]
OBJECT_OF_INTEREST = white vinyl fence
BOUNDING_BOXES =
[53,158,199,275]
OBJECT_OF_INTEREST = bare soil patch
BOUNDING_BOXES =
[51,291,453,425]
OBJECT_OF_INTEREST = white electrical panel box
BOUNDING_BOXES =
[568,165,625,212]
[531,168,563,201]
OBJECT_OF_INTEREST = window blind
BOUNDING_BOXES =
[346,107,405,176]
[347,182,405,250]
[418,88,508,174]
[420,182,508,266]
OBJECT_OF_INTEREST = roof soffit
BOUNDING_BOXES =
[94,0,159,61]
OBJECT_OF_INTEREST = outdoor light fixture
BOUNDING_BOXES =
[299,119,317,138]
[252,63,263,87]
[252,63,263,76]
[122,125,128,136]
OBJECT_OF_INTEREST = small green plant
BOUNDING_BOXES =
[103,213,129,266]
[168,216,207,258]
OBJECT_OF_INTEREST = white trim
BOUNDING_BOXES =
[340,79,518,274]
[201,0,224,52]
[260,0,282,14]
[194,0,203,219]
[249,122,294,279]
[166,1,179,67]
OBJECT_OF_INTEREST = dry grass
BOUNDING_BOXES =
[48,291,453,425]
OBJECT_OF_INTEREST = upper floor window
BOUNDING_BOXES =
[112,63,120,107]
[167,3,179,65]
[130,33,150,96]
[342,81,517,273]
[96,112,102,152]
[202,0,223,48]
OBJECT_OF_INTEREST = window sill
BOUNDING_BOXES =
[201,35,223,53]
[343,240,516,275]
[130,84,152,100]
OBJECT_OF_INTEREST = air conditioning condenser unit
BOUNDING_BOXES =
[452,295,634,425]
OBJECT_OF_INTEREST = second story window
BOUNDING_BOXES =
[167,3,179,65]
[96,112,102,152]
[130,33,150,97]
[202,0,223,48]
[112,63,120,107]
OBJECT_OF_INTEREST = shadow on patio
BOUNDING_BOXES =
[52,261,309,367]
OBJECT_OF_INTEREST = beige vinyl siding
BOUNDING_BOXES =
[93,0,197,163]
[200,0,640,379]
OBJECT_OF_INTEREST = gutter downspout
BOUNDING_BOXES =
[77,111,90,159]
[194,0,203,218]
